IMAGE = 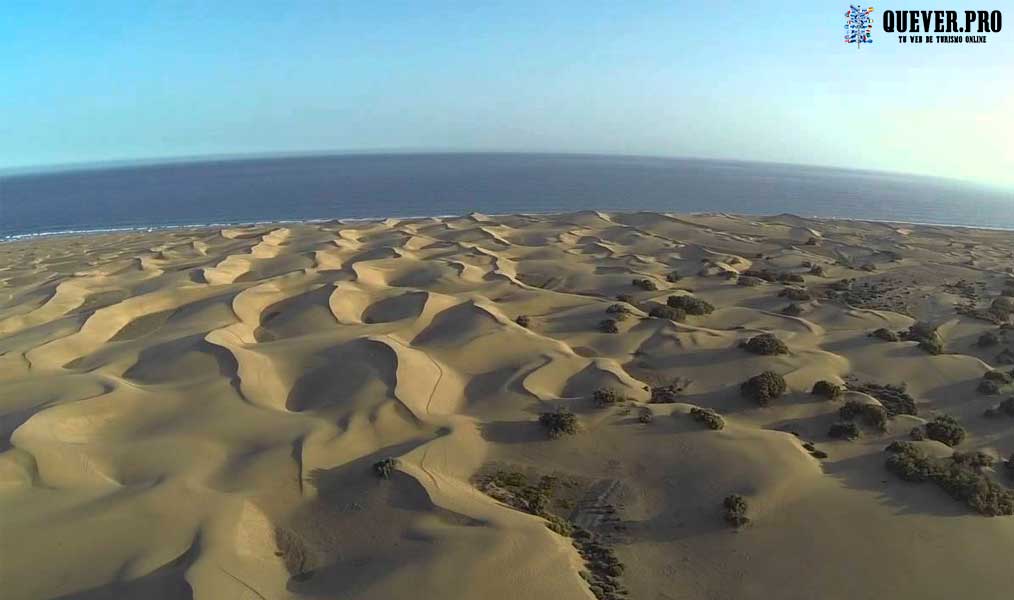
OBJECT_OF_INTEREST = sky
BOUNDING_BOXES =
[1,1,1012,186]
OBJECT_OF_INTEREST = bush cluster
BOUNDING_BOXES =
[740,333,789,355]
[741,371,787,406]
[885,442,1014,516]
[924,415,965,447]
[666,271,681,283]
[648,305,686,322]
[593,388,626,407]
[809,265,826,277]
[666,294,714,315]
[615,293,633,303]
[599,319,619,333]
[977,331,1000,347]
[811,380,843,400]
[846,382,917,416]
[605,303,631,315]
[373,457,399,479]
[649,382,682,403]
[723,494,750,527]
[689,407,725,430]
[871,328,900,342]
[781,303,803,317]
[779,287,811,301]
[983,397,1014,418]
[631,278,657,291]
[539,409,578,438]
[999,348,1014,365]
[515,315,531,328]
[839,400,888,431]
[903,322,944,355]
[778,273,805,284]
[828,421,861,440]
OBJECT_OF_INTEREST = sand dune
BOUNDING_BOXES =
[1,212,1013,600]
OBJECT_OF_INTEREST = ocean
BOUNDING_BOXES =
[2,153,1012,239]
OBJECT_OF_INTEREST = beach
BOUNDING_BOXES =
[1,210,1013,599]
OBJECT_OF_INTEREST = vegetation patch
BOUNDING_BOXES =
[666,294,714,316]
[885,442,1014,516]
[648,305,685,322]
[598,319,619,334]
[740,333,789,355]
[839,400,888,431]
[592,388,627,408]
[846,381,917,416]
[666,271,681,283]
[539,409,579,438]
[723,494,750,528]
[983,397,1014,418]
[605,303,632,315]
[741,371,787,406]
[924,415,966,447]
[373,457,399,479]
[811,380,843,400]
[828,421,861,440]
[902,322,944,355]
[631,278,657,291]
[649,378,689,403]
[515,314,531,328]
[871,327,900,342]
[781,303,803,317]
[779,287,811,301]
[689,407,725,430]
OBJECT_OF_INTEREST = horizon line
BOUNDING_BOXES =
[2,148,1012,193]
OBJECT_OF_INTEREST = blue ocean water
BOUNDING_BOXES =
[2,153,1012,239]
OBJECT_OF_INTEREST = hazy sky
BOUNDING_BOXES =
[1,1,1011,186]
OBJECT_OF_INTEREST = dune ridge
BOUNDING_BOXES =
[1,211,1013,600]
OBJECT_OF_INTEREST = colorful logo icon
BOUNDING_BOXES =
[845,6,875,46]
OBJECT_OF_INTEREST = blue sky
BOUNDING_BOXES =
[1,1,1011,186]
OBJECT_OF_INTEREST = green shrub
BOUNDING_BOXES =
[373,457,399,479]
[631,278,657,291]
[741,371,787,406]
[515,315,531,328]
[983,396,1014,418]
[689,407,725,430]
[649,380,686,403]
[983,370,1012,384]
[839,400,887,431]
[828,421,861,440]
[544,514,573,537]
[599,319,619,334]
[978,380,1001,395]
[925,415,965,447]
[885,441,937,481]
[666,271,681,283]
[593,388,626,407]
[605,303,631,315]
[781,303,803,317]
[779,287,811,301]
[809,265,826,277]
[741,333,789,355]
[666,294,714,315]
[952,451,995,469]
[871,328,900,342]
[978,331,1000,347]
[811,380,843,400]
[910,427,926,440]
[648,305,686,321]
[615,293,633,303]
[539,409,578,438]
[778,273,805,284]
[904,322,944,355]
[998,348,1014,365]
[638,409,654,424]
[847,382,917,416]
[723,494,750,527]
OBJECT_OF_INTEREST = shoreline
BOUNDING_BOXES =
[4,210,1014,244]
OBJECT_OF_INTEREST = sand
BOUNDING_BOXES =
[1,211,1013,600]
